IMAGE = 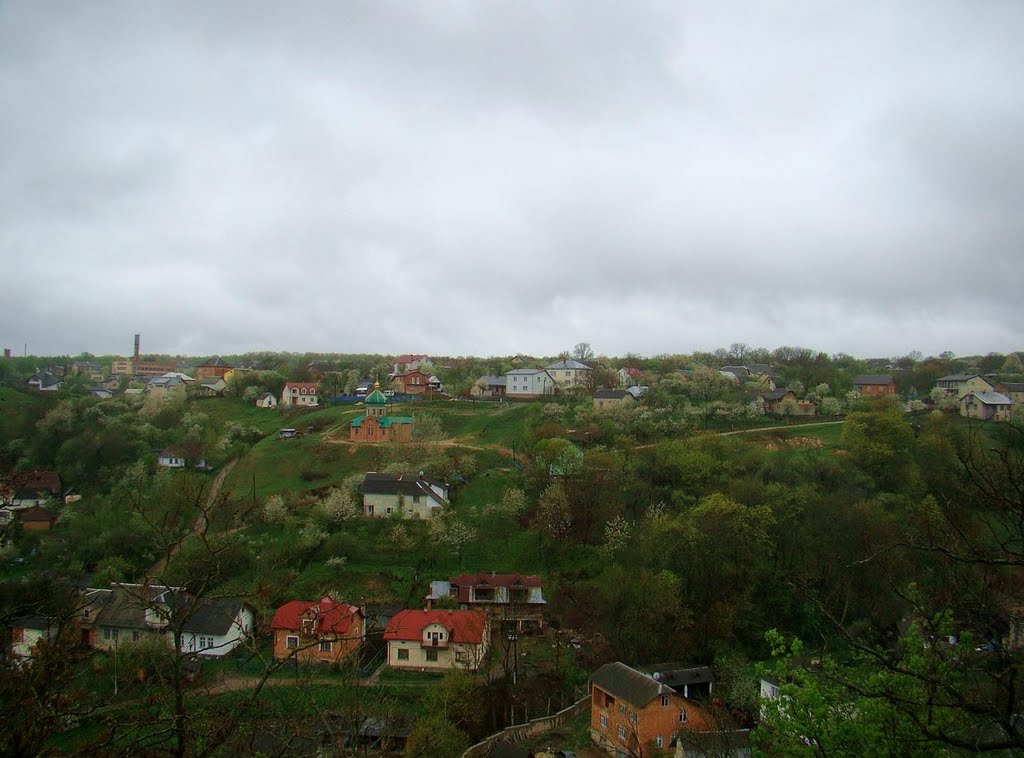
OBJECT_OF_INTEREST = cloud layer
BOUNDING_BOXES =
[2,2,1022,358]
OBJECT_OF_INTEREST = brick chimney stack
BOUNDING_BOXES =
[134,333,141,361]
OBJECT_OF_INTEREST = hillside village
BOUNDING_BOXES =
[1,339,1023,756]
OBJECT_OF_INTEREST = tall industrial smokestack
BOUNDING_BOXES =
[2,348,10,359]
[134,334,141,361]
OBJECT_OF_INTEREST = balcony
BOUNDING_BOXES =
[422,637,449,649]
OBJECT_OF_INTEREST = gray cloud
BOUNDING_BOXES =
[1,1,1022,359]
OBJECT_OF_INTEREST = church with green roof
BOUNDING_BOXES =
[350,382,414,443]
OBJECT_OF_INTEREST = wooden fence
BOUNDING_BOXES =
[462,693,590,757]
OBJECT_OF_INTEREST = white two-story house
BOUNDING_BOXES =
[504,368,556,399]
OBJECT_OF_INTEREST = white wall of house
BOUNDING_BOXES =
[180,606,255,658]
[505,370,554,397]
[386,638,487,671]
[363,492,441,519]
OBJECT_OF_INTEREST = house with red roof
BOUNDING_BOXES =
[280,382,319,408]
[270,595,364,664]
[384,609,489,672]
[425,573,546,629]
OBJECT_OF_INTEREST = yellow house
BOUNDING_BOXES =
[936,374,995,396]
[960,391,1012,421]
[384,609,489,672]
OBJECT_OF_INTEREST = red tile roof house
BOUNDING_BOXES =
[280,382,320,408]
[270,596,365,665]
[384,609,489,672]
[425,573,546,630]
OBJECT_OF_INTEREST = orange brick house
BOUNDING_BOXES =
[193,355,234,382]
[350,383,413,442]
[390,370,430,395]
[590,661,712,756]
[852,375,896,397]
[270,595,364,664]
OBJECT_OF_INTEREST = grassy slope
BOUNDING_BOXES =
[0,386,53,442]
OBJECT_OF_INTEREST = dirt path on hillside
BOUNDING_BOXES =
[148,459,236,578]
[717,420,847,436]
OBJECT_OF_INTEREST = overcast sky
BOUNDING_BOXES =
[2,2,1022,359]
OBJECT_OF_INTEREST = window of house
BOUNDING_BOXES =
[655,736,664,748]
[286,635,299,649]
[679,710,687,723]
[600,714,608,728]
[661,694,670,707]
[617,725,626,740]
[319,640,332,652]
[132,631,141,642]
[397,648,409,660]
[619,703,626,716]
[425,648,439,662]
[103,627,111,641]
[629,711,637,724]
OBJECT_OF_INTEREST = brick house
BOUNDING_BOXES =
[590,661,713,756]
[852,375,897,397]
[361,472,448,519]
[349,383,413,442]
[384,609,489,672]
[425,573,546,629]
[18,505,56,531]
[392,354,430,375]
[270,595,364,664]
[390,370,430,395]
[280,382,319,408]
[193,356,234,382]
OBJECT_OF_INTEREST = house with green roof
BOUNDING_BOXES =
[350,382,413,443]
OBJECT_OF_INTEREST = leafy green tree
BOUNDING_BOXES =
[404,712,469,757]
[841,407,917,492]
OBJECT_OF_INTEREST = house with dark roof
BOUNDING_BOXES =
[8,615,59,658]
[936,374,995,397]
[17,505,56,531]
[636,663,715,700]
[960,391,1013,422]
[193,376,228,397]
[27,371,63,392]
[469,375,507,399]
[145,374,188,401]
[270,595,364,664]
[505,368,556,399]
[425,573,546,629]
[546,359,593,390]
[384,609,489,672]
[88,584,254,658]
[193,355,234,382]
[996,382,1024,405]
[1,470,61,508]
[589,661,713,756]
[852,375,896,397]
[593,389,636,411]
[92,583,188,651]
[361,472,447,519]
[178,597,256,658]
